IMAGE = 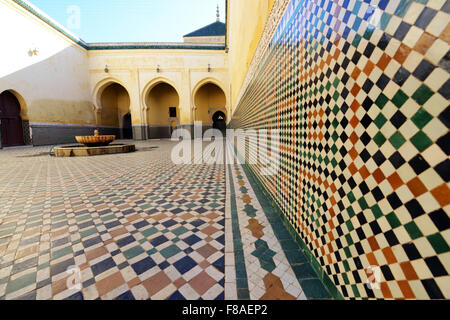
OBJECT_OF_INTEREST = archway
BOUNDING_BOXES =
[193,82,226,132]
[98,82,131,138]
[145,82,180,139]
[212,111,227,136]
[0,90,24,147]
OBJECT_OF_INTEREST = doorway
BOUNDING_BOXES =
[122,113,133,139]
[0,91,24,147]
[212,111,226,136]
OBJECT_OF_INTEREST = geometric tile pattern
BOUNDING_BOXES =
[0,141,225,300]
[226,162,330,300]
[231,0,450,299]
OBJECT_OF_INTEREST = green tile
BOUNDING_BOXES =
[371,204,383,219]
[51,246,73,260]
[374,132,387,147]
[80,228,97,238]
[160,245,181,258]
[375,93,389,109]
[412,84,434,105]
[123,246,145,259]
[172,226,189,236]
[6,272,36,294]
[374,113,387,129]
[299,279,331,299]
[411,108,433,129]
[141,227,158,237]
[386,212,401,229]
[404,221,423,240]
[392,90,408,108]
[410,131,432,152]
[427,233,450,254]
[292,263,318,280]
[389,131,406,149]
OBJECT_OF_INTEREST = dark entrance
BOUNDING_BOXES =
[122,113,133,139]
[0,91,24,147]
[212,111,226,136]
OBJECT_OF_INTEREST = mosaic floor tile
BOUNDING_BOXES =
[0,141,225,300]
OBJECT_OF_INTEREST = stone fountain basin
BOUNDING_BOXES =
[75,135,116,147]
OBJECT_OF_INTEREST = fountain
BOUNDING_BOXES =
[53,130,135,157]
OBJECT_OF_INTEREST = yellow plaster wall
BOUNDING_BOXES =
[99,83,130,127]
[0,0,93,125]
[146,83,179,126]
[88,49,229,127]
[227,0,275,110]
[194,83,226,124]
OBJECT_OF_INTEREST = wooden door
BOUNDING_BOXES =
[0,91,24,147]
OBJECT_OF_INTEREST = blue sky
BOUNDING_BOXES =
[28,0,226,43]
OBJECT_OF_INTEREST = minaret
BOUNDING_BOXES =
[216,4,220,22]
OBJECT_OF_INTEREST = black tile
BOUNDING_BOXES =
[393,67,410,86]
[421,279,444,299]
[429,208,450,231]
[424,256,447,277]
[405,199,425,219]
[380,265,394,281]
[377,33,391,50]
[387,193,402,210]
[438,105,450,129]
[402,243,422,260]
[413,59,435,81]
[393,22,411,41]
[390,110,407,129]
[408,154,430,175]
[438,50,450,73]
[363,42,375,58]
[437,132,450,155]
[415,7,437,30]
[434,159,450,182]
[376,73,390,90]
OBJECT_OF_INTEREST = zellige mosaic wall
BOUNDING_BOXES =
[231,0,450,299]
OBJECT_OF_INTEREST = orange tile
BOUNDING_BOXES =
[377,53,391,70]
[142,271,171,296]
[96,272,126,297]
[110,227,127,238]
[414,32,436,55]
[406,177,427,197]
[189,271,216,295]
[359,166,370,179]
[382,247,397,264]
[398,280,415,299]
[372,168,386,184]
[387,172,404,190]
[393,43,412,64]
[85,246,108,261]
[431,184,450,206]
[441,22,450,44]
[380,282,393,299]
[399,261,419,280]
[367,236,380,251]
[127,277,141,289]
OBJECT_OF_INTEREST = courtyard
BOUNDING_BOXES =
[0,140,329,300]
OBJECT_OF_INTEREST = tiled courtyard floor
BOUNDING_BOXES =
[0,140,331,300]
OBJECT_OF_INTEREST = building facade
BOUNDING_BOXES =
[0,0,229,146]
[0,0,449,300]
